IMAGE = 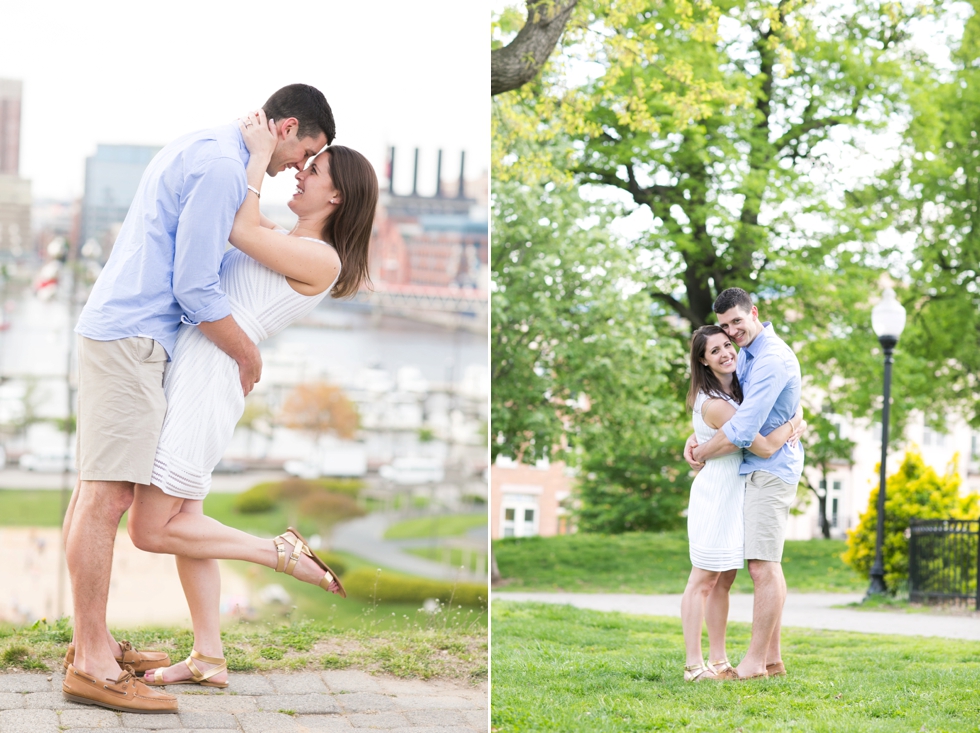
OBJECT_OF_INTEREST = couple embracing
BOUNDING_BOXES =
[681,287,806,682]
[61,85,379,713]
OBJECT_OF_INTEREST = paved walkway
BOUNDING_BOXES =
[332,514,484,584]
[0,669,486,733]
[496,592,980,640]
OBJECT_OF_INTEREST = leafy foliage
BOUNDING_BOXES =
[843,450,979,591]
[279,382,359,440]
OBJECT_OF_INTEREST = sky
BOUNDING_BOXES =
[0,1,488,211]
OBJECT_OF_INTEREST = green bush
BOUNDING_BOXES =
[843,449,979,591]
[342,568,487,608]
[315,551,348,578]
[233,484,277,514]
[232,477,364,515]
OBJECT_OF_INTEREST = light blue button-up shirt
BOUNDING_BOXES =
[76,123,249,359]
[721,322,804,485]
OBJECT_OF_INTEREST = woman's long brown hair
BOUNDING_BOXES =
[686,325,743,410]
[320,145,378,298]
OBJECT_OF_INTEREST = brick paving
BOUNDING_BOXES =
[0,670,487,733]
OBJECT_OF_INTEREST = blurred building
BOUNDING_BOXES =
[0,79,31,257]
[32,198,81,259]
[81,144,160,261]
[369,147,488,299]
[490,457,575,539]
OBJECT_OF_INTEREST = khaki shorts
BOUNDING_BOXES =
[76,335,168,484]
[743,471,799,562]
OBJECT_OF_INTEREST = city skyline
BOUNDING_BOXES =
[0,1,488,211]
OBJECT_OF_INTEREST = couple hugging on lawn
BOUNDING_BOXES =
[60,84,379,713]
[681,287,807,682]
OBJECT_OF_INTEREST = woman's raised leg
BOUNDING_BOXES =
[128,484,339,590]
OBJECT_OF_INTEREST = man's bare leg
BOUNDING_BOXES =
[64,480,133,681]
[765,567,787,667]
[146,501,227,684]
[705,569,737,664]
[62,481,127,660]
[734,559,785,678]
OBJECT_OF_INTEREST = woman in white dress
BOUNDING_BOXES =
[124,111,378,687]
[680,325,804,682]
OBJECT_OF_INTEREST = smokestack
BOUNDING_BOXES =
[457,151,466,199]
[435,149,443,198]
[412,147,419,197]
[388,146,395,195]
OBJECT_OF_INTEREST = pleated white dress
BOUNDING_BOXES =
[151,236,339,500]
[687,391,746,571]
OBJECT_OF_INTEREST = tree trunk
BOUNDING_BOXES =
[491,0,578,95]
[491,550,501,584]
[817,494,831,539]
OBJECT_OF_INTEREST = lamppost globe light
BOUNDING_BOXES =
[871,287,906,341]
[867,286,904,599]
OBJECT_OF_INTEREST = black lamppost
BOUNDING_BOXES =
[867,287,906,597]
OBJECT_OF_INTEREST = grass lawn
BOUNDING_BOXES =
[492,602,980,732]
[229,552,488,630]
[494,532,865,594]
[0,489,69,527]
[0,614,486,681]
[405,546,486,573]
[385,512,487,540]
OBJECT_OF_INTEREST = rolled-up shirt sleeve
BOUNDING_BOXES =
[173,156,246,324]
[722,354,789,447]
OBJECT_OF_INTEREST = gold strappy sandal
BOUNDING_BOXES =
[144,650,228,688]
[708,658,739,680]
[274,526,347,598]
[684,662,718,682]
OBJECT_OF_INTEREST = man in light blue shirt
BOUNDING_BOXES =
[686,287,804,681]
[63,85,335,713]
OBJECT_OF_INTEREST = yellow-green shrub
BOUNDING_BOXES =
[233,484,277,514]
[843,450,979,591]
[342,568,487,608]
[315,551,348,578]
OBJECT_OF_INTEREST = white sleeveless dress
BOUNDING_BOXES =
[687,391,745,571]
[151,234,339,499]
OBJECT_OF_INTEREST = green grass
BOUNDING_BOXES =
[494,532,865,594]
[0,615,487,681]
[384,512,487,540]
[492,602,980,732]
[0,490,69,527]
[405,546,486,573]
[228,552,488,629]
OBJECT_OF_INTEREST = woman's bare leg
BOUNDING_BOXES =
[704,569,737,663]
[146,500,228,684]
[128,484,340,589]
[680,567,721,668]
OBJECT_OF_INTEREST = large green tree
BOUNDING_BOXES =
[492,177,692,529]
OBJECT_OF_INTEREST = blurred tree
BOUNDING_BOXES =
[799,411,855,539]
[279,382,359,447]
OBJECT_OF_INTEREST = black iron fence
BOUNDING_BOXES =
[908,519,979,608]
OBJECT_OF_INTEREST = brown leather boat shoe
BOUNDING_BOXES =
[766,661,787,677]
[64,641,171,675]
[63,664,177,713]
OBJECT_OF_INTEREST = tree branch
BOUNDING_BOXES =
[491,0,579,96]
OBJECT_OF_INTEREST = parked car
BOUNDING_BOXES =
[379,456,445,485]
[0,445,6,470]
[20,452,74,472]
